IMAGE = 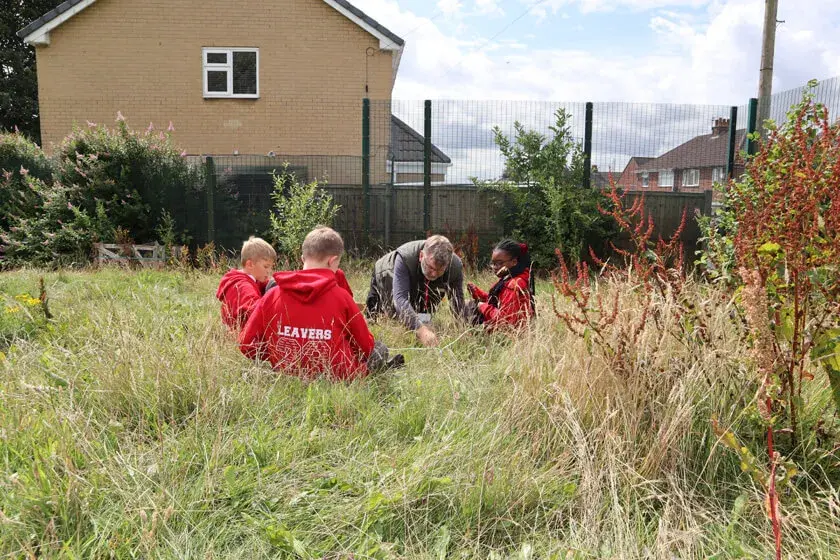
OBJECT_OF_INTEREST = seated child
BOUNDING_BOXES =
[266,265,353,297]
[216,236,276,330]
[466,240,535,332]
[239,227,402,380]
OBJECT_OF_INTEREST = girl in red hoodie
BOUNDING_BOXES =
[216,237,276,330]
[466,240,535,332]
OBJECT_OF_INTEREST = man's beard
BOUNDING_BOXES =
[420,259,436,280]
[420,259,430,278]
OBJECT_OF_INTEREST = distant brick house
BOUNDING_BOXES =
[18,0,449,185]
[617,118,745,194]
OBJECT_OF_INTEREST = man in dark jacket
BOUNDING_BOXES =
[366,235,466,347]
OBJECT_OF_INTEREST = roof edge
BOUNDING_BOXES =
[19,0,406,52]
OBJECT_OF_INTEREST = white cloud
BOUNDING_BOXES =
[349,0,840,174]
[475,0,505,16]
[436,0,464,15]
[519,0,710,17]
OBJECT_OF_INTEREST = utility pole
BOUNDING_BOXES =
[757,0,779,137]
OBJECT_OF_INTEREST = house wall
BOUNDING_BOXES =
[34,0,396,184]
[395,172,446,184]
[618,165,744,194]
[616,159,642,190]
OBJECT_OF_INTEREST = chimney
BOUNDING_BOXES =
[712,118,729,136]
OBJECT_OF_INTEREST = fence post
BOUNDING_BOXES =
[386,151,394,247]
[204,156,216,244]
[362,98,371,235]
[423,100,432,233]
[726,106,738,180]
[583,102,593,188]
[745,98,758,157]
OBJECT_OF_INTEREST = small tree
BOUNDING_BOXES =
[475,109,615,268]
[269,165,340,260]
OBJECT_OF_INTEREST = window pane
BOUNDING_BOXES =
[233,51,257,94]
[207,70,228,93]
[206,52,227,64]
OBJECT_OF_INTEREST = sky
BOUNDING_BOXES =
[349,0,840,178]
[353,0,840,104]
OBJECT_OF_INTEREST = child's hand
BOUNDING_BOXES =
[467,282,480,300]
[495,266,510,279]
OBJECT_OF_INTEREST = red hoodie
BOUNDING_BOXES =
[335,269,353,297]
[469,269,533,331]
[216,270,264,330]
[239,269,375,380]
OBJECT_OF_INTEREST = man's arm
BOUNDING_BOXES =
[392,254,422,331]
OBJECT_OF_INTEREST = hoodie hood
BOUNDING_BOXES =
[272,269,337,303]
[216,269,256,301]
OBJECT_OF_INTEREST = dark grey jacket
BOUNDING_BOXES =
[371,240,465,329]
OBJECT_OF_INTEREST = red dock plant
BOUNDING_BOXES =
[714,81,840,560]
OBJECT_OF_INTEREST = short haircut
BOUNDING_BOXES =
[423,235,454,266]
[240,236,276,266]
[302,226,344,260]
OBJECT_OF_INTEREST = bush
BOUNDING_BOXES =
[269,164,340,260]
[53,115,203,244]
[0,174,109,268]
[475,109,615,269]
[0,131,54,231]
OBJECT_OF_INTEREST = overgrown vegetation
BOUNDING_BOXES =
[475,109,616,268]
[557,84,840,559]
[1,266,839,557]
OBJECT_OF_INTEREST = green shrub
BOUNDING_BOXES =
[0,174,108,268]
[269,164,340,260]
[475,109,615,268]
[0,131,54,231]
[53,115,203,244]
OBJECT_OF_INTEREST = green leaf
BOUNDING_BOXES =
[758,242,781,255]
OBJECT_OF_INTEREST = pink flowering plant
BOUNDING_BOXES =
[53,113,201,243]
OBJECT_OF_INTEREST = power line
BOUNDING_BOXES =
[378,8,447,53]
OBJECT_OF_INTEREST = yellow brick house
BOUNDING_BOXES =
[18,0,452,186]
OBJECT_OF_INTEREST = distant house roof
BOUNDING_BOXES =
[390,115,451,164]
[591,171,613,189]
[638,129,746,171]
[18,0,405,51]
[627,157,654,168]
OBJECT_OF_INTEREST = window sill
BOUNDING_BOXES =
[203,94,260,99]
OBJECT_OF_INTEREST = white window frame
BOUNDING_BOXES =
[640,172,649,188]
[202,48,259,99]
[712,166,726,184]
[658,169,674,188]
[682,168,700,187]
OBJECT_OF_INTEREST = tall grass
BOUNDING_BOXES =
[1,268,839,558]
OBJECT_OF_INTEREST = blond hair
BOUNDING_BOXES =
[423,235,454,266]
[302,226,344,260]
[240,236,276,266]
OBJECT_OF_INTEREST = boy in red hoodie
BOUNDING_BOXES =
[239,227,402,380]
[216,236,276,330]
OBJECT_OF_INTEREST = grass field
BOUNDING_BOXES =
[1,266,839,558]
